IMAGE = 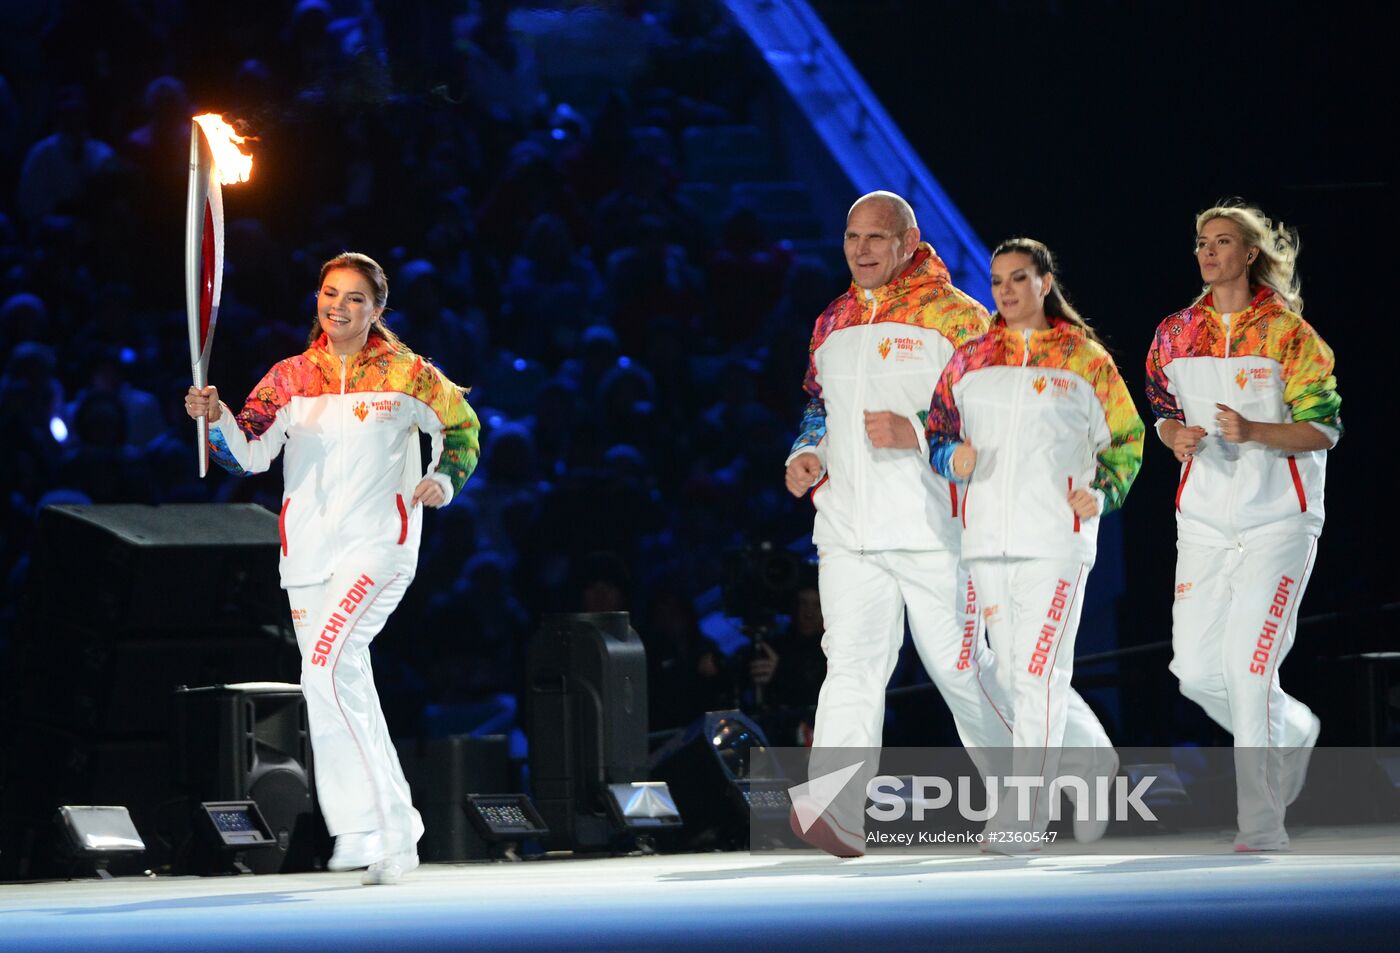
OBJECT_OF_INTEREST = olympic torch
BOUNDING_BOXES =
[185,114,252,476]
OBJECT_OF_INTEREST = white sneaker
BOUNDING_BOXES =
[1281,715,1321,806]
[327,831,383,871]
[1067,748,1119,844]
[361,851,419,886]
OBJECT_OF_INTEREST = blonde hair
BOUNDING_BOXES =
[991,237,1105,347]
[306,251,405,349]
[1194,200,1303,313]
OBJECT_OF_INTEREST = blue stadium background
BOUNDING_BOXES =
[0,0,1391,803]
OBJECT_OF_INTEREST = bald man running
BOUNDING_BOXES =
[784,193,1012,856]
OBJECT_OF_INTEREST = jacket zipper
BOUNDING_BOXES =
[1000,329,1033,555]
[336,355,349,557]
[1222,311,1240,540]
[853,288,878,554]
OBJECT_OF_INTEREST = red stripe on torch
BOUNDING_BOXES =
[200,200,215,348]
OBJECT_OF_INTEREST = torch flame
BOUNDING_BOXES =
[192,113,253,185]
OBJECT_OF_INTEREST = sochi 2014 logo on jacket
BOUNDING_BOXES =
[877,336,924,362]
[1032,374,1077,398]
[352,398,402,422]
[1235,367,1273,390]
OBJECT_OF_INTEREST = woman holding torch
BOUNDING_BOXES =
[185,252,480,884]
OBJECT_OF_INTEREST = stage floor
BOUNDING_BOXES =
[3,827,1399,952]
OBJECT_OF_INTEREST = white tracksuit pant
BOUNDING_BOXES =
[970,556,1113,836]
[1170,533,1319,848]
[811,547,1012,833]
[287,560,424,855]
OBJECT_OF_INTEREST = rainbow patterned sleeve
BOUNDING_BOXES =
[791,397,826,457]
[1087,351,1145,512]
[1144,316,1185,422]
[790,306,835,458]
[1281,319,1342,433]
[926,343,973,481]
[208,359,305,475]
[412,359,481,496]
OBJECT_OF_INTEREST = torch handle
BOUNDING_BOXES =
[196,416,209,478]
[192,360,209,478]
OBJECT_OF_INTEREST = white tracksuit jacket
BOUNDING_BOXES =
[926,318,1146,563]
[787,243,989,553]
[208,332,481,586]
[1145,287,1341,546]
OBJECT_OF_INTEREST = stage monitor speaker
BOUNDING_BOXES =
[172,683,326,874]
[398,734,510,862]
[527,612,647,852]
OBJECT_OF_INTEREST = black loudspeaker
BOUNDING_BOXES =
[9,504,297,737]
[171,684,326,874]
[0,505,299,878]
[398,735,510,862]
[527,612,648,852]
[23,503,289,633]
